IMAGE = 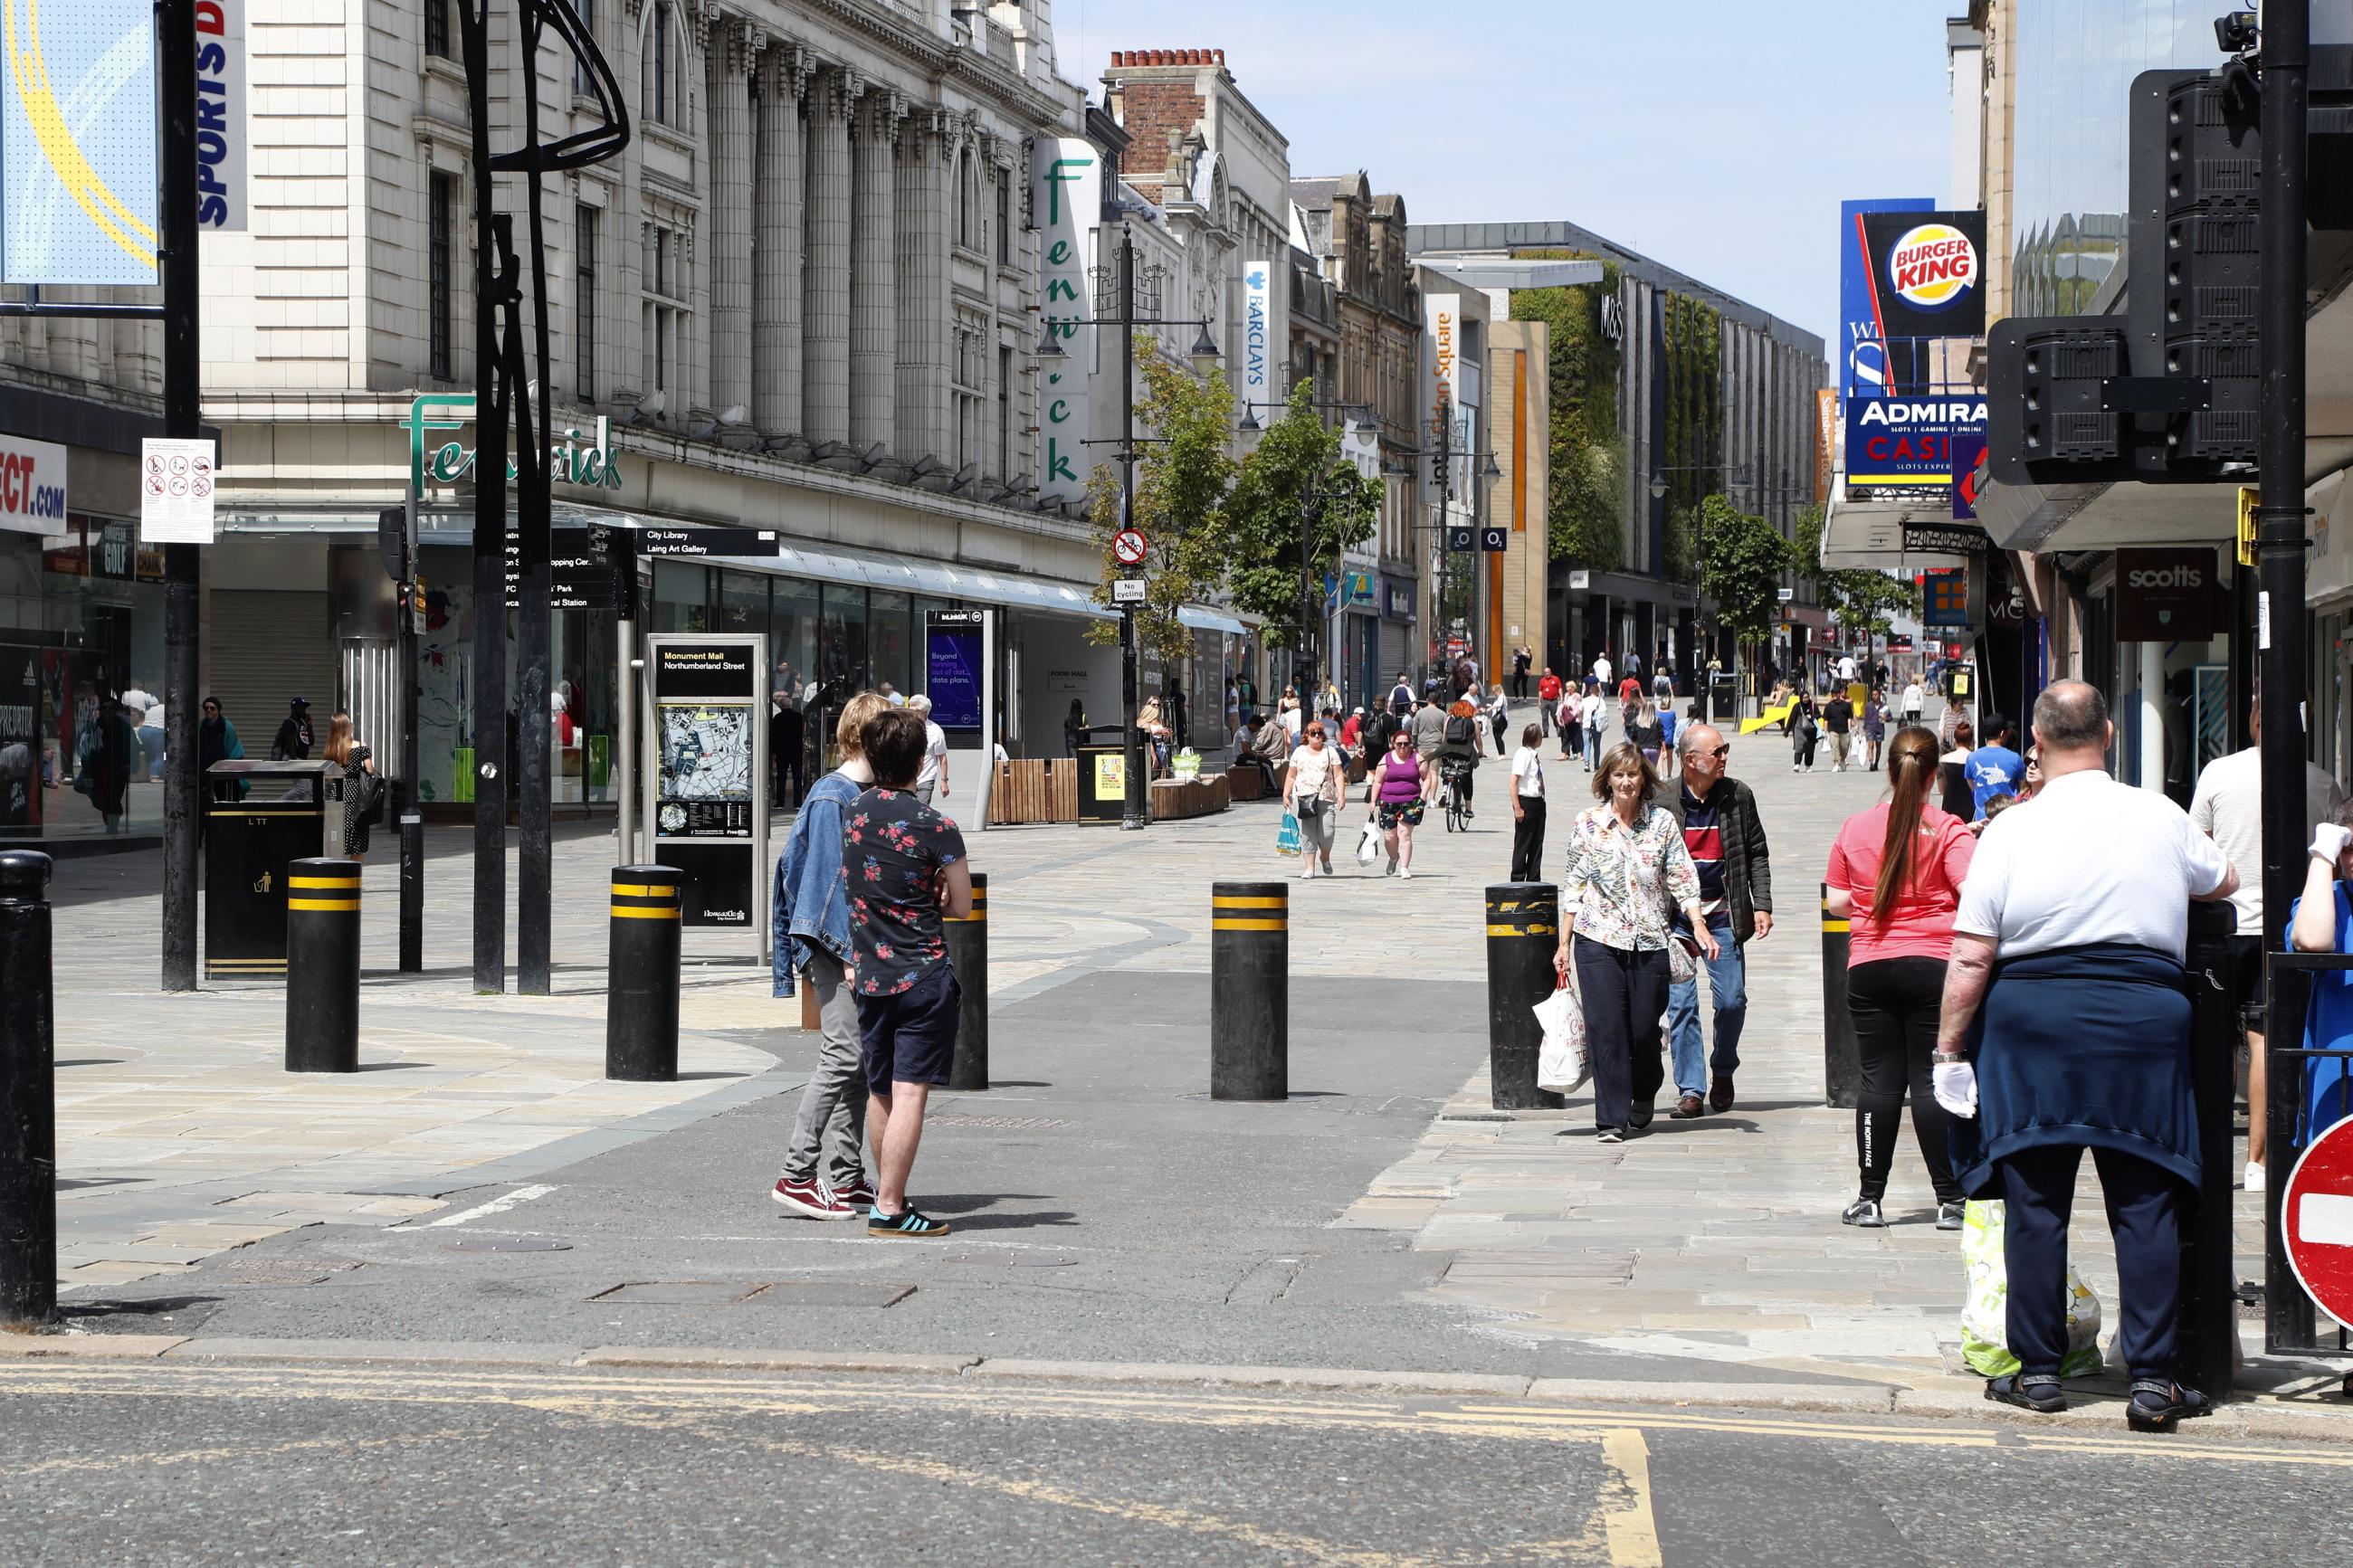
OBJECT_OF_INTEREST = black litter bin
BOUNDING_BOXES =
[205,760,346,979]
[1073,739,1132,822]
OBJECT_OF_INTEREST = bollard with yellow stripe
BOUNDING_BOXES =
[608,865,682,1082]
[285,857,360,1073]
[1210,880,1289,1100]
[944,872,989,1091]
[1485,882,1564,1111]
[1821,880,1860,1109]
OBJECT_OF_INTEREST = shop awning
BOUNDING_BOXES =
[1176,605,1249,634]
[1819,481,1980,570]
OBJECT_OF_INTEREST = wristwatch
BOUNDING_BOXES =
[1931,1050,1969,1065]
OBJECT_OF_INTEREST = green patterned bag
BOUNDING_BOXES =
[1958,1198,2105,1379]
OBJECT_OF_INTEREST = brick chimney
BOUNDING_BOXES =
[1102,49,1229,181]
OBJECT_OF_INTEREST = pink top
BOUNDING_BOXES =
[1824,802,1977,965]
[1376,752,1424,803]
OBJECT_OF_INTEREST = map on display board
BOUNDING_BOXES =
[657,705,752,805]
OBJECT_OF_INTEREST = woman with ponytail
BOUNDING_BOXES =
[1824,725,1978,1229]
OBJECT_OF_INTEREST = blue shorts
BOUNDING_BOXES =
[855,963,962,1096]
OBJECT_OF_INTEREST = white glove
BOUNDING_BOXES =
[1932,1060,1978,1119]
[2313,822,2353,865]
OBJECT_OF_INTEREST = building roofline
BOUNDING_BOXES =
[1404,219,1825,356]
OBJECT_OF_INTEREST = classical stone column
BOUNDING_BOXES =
[705,20,755,425]
[847,83,901,453]
[893,111,952,463]
[751,43,806,442]
[801,67,853,446]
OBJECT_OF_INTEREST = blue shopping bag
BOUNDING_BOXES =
[1274,811,1302,857]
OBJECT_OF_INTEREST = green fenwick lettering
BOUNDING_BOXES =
[1044,157,1091,225]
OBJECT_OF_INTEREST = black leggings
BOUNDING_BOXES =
[1847,955,1961,1204]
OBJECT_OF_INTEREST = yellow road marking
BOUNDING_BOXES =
[9,1427,472,1478]
[1598,1429,1662,1566]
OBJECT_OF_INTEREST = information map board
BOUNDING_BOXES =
[643,634,768,955]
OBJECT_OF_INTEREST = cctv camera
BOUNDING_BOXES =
[2215,10,2257,54]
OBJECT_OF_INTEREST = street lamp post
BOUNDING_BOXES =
[1429,391,1501,692]
[1034,221,1222,831]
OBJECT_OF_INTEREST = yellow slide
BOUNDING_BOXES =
[1739,700,1796,736]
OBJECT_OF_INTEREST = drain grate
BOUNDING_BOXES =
[929,1115,1070,1130]
[590,1280,917,1307]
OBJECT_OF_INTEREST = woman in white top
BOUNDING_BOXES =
[1509,723,1548,880]
[1486,683,1511,755]
[1283,718,1348,878]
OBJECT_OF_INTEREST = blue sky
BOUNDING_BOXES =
[1057,0,1963,353]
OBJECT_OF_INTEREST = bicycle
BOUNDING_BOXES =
[1440,755,1472,833]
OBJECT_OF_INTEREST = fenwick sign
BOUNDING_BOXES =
[403,393,626,492]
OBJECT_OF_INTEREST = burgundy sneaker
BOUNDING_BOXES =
[772,1174,857,1219]
[831,1175,877,1212]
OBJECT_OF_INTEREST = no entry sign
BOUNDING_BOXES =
[2282,1117,2353,1328]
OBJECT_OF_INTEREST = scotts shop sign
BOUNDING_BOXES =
[0,434,70,537]
[2117,546,2219,641]
[405,394,624,491]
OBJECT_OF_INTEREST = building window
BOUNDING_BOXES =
[424,0,449,60]
[996,344,1012,480]
[576,204,597,401]
[570,0,595,95]
[995,167,1011,264]
[645,223,683,401]
[644,3,674,128]
[957,150,975,250]
[428,172,452,380]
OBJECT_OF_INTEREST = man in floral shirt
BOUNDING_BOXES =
[844,707,974,1237]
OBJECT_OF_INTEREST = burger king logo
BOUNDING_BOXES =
[1888,223,1978,314]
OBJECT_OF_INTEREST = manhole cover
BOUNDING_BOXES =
[948,1254,1078,1268]
[591,1281,766,1306]
[445,1237,572,1253]
[929,1116,1071,1130]
[747,1281,917,1307]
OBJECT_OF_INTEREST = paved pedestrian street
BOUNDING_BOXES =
[14,704,2353,1562]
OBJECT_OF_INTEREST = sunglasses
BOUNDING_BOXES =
[1694,745,1731,760]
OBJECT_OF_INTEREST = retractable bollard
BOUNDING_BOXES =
[1821,883,1860,1109]
[607,866,682,1082]
[284,857,361,1073]
[1210,880,1288,1100]
[944,873,989,1090]
[2178,898,2239,1403]
[0,851,54,1327]
[1487,884,1565,1111]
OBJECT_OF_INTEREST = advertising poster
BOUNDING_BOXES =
[1843,394,1987,495]
[925,609,984,731]
[645,636,766,936]
[1839,197,1934,399]
[1857,209,1987,340]
[2,0,157,284]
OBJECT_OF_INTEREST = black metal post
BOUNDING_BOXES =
[0,851,54,1327]
[515,27,555,998]
[2180,899,2239,1400]
[607,866,681,1081]
[158,0,201,992]
[1821,882,1860,1108]
[398,493,424,973]
[284,858,361,1073]
[1119,228,1147,830]
[462,5,509,994]
[1485,883,1563,1111]
[1210,880,1287,1100]
[2259,0,2313,1353]
[944,872,989,1091]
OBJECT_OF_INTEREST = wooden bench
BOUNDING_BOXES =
[987,758,1081,824]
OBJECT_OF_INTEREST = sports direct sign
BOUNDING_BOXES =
[0,433,68,536]
[2282,1117,2353,1329]
[1857,208,1987,338]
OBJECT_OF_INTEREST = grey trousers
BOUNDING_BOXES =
[782,947,869,1188]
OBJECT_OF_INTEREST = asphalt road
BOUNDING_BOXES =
[5,1358,2348,1566]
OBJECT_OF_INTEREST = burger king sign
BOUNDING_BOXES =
[1859,209,1987,337]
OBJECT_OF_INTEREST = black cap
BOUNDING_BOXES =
[291,696,309,708]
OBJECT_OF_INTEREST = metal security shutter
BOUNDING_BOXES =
[1379,619,1407,687]
[339,639,406,786]
[208,592,338,755]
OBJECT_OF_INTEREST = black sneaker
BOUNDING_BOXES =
[1841,1197,1886,1228]
[1596,1126,1626,1145]
[868,1207,952,1239]
[1937,1200,1967,1231]
[1986,1373,2067,1414]
[2126,1380,2215,1433]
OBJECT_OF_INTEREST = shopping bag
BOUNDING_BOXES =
[1958,1199,2104,1378]
[1667,931,1699,986]
[1355,819,1382,866]
[1534,979,1589,1094]
[1172,747,1202,780]
[1275,811,1302,858]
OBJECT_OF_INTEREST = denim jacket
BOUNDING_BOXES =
[771,768,862,997]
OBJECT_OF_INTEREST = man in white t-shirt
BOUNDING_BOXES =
[1936,680,2236,1430]
[1577,686,1606,770]
[2188,701,2347,1190]
[907,694,950,805]
[1508,721,1547,881]
[1591,651,1613,689]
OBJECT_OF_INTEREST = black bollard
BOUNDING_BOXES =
[2178,898,2239,1403]
[944,872,989,1090]
[284,857,361,1073]
[607,865,681,1081]
[0,851,53,1327]
[1821,882,1860,1109]
[1486,883,1566,1110]
[1210,880,1287,1100]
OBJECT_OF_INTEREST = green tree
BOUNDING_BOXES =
[1084,335,1236,670]
[1222,381,1383,651]
[1791,506,1922,638]
[1698,493,1796,660]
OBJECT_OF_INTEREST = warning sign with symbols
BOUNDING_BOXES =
[2282,1117,2353,1329]
[139,438,219,545]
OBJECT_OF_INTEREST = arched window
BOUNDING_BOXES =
[957,149,976,250]
[643,3,676,128]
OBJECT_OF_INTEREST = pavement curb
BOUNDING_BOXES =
[10,1335,2353,1441]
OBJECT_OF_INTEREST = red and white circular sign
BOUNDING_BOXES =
[1112,527,1148,565]
[2282,1116,2353,1328]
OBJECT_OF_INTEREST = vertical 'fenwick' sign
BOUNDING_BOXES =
[1242,260,1271,407]
[1034,138,1098,504]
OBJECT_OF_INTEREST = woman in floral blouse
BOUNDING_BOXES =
[1555,742,1719,1142]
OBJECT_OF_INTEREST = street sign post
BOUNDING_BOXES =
[1110,577,1148,605]
[2282,1116,2353,1329]
[636,527,783,557]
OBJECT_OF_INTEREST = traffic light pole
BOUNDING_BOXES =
[2258,0,2314,1354]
